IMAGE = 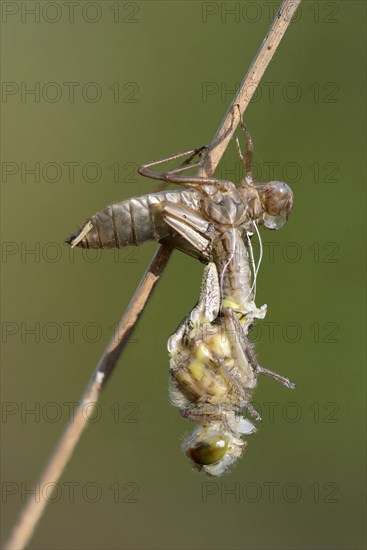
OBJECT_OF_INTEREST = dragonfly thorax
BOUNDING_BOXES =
[201,189,257,228]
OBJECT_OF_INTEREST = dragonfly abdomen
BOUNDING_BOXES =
[66,189,200,249]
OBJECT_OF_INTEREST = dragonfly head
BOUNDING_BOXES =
[183,418,255,475]
[257,181,294,230]
[186,430,230,467]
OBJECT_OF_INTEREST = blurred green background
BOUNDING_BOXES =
[1,1,366,549]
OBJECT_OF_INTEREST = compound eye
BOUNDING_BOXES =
[187,435,229,465]
[263,212,288,230]
[259,181,293,230]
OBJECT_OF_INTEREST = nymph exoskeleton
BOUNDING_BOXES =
[66,113,295,474]
[66,116,293,263]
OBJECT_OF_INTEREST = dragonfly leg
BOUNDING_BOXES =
[139,146,233,193]
[222,308,257,389]
[139,145,207,175]
[225,307,296,390]
[181,402,259,431]
[141,168,230,192]
[241,331,296,389]
[182,405,244,437]
[245,402,262,422]
[139,145,217,184]
[180,403,225,424]
[211,309,262,421]
[211,351,261,420]
[255,365,296,390]
[139,146,210,191]
[160,202,214,257]
[234,105,254,184]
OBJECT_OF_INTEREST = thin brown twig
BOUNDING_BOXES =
[198,0,302,178]
[3,243,173,550]
[4,1,301,548]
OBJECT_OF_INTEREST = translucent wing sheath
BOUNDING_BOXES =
[66,129,295,475]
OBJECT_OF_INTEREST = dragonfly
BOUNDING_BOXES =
[168,261,261,476]
[167,241,295,475]
[66,115,295,474]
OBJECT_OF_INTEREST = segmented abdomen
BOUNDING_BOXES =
[66,189,201,249]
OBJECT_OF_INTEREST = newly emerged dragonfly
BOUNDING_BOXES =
[168,261,295,476]
[66,115,295,474]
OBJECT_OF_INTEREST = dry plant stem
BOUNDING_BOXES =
[4,1,301,548]
[4,244,173,550]
[198,0,302,178]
